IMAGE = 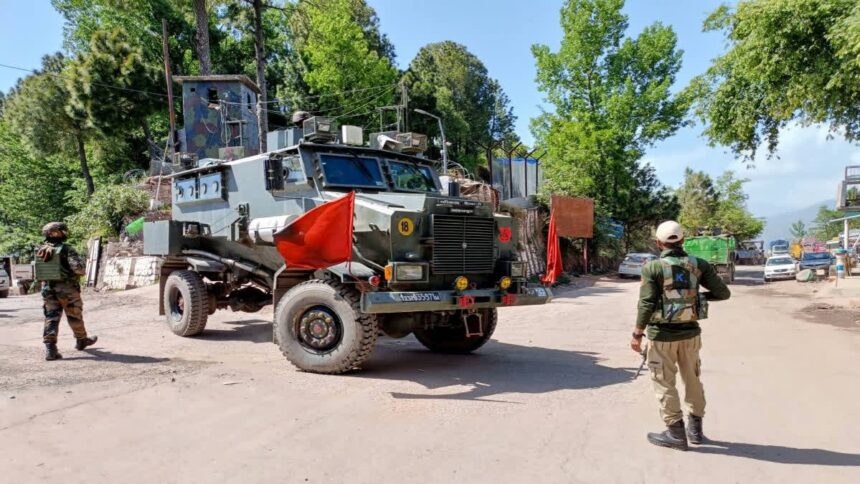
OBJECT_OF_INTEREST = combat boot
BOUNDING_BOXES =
[647,420,688,451]
[45,343,63,361]
[687,414,705,444]
[75,336,98,351]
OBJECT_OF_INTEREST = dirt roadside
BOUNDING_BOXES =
[1,267,859,483]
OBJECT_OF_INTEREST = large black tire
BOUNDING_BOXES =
[163,270,209,336]
[274,279,377,374]
[413,308,497,354]
[0,289,8,298]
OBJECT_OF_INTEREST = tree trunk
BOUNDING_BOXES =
[141,118,154,164]
[75,134,95,197]
[252,0,268,152]
[193,0,212,75]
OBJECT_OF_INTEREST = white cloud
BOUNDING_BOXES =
[643,123,860,217]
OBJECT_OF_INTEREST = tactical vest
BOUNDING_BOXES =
[650,255,707,324]
[34,244,71,282]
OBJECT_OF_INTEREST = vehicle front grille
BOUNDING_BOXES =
[431,215,495,274]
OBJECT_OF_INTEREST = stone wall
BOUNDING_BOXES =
[100,256,161,290]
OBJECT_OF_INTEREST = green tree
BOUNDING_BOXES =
[789,219,807,240]
[531,0,691,233]
[713,171,764,240]
[618,164,680,252]
[810,206,852,241]
[53,0,194,74]
[65,28,162,142]
[688,0,860,159]
[676,169,763,240]
[403,41,517,172]
[0,119,77,255]
[278,0,397,125]
[677,168,719,233]
[4,54,97,196]
[66,183,150,239]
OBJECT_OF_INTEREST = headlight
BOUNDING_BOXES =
[395,264,424,281]
[454,276,469,291]
[510,262,526,278]
[499,277,512,290]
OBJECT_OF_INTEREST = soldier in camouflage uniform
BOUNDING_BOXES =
[37,222,98,361]
[631,221,730,451]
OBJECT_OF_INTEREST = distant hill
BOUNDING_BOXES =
[760,199,835,242]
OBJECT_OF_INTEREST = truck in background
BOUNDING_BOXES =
[736,240,765,265]
[684,235,738,283]
[768,239,790,258]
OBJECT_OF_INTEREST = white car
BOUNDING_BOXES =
[618,253,658,278]
[0,268,9,298]
[764,256,796,282]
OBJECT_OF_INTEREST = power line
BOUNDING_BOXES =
[0,62,170,99]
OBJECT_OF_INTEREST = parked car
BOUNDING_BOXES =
[763,256,796,282]
[618,253,657,278]
[798,251,834,276]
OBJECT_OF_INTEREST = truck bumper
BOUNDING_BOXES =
[360,285,553,314]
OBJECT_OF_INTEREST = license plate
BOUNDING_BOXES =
[397,292,441,303]
[526,287,548,297]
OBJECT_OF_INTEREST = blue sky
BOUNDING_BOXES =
[1,0,858,223]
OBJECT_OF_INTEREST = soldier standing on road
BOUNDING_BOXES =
[36,222,98,361]
[631,221,730,451]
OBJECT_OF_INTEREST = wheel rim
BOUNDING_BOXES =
[168,287,185,322]
[295,306,342,352]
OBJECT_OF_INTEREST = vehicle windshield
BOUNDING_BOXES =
[767,258,793,266]
[388,160,437,192]
[320,154,386,189]
[624,254,651,263]
[803,252,831,260]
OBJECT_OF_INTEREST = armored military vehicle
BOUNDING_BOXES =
[144,75,552,374]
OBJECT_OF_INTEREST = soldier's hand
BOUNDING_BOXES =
[630,337,642,354]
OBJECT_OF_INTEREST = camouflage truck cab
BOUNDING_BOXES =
[144,138,552,373]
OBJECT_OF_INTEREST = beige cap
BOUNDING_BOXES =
[656,221,684,243]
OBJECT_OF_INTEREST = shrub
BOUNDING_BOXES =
[66,183,149,240]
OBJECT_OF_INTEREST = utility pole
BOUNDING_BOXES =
[252,0,268,152]
[162,19,178,157]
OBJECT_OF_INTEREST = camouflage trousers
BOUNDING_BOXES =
[647,335,705,425]
[42,281,88,344]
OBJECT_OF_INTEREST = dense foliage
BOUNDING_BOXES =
[531,0,688,253]
[688,0,860,159]
[403,42,517,173]
[676,168,764,241]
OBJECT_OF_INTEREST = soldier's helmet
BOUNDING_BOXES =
[42,221,69,238]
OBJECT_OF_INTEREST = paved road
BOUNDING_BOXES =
[1,267,858,483]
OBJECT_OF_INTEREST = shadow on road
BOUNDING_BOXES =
[359,339,632,402]
[732,266,765,287]
[696,440,860,466]
[64,349,171,364]
[551,285,626,301]
[202,319,272,343]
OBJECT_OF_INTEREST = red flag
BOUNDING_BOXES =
[541,210,563,285]
[274,192,355,269]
